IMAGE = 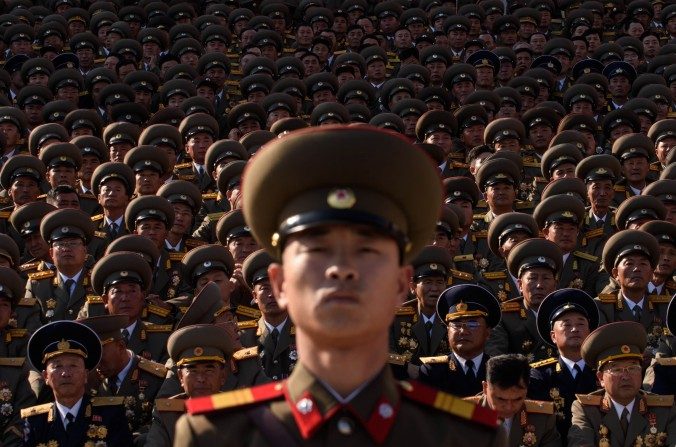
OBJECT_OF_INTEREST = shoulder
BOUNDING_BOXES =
[21,403,53,419]
[0,357,25,367]
[394,306,416,317]
[91,396,126,407]
[143,323,174,333]
[643,392,674,407]
[155,396,187,413]
[185,382,285,416]
[481,271,507,280]
[500,298,524,313]
[420,355,450,365]
[530,357,558,369]
[596,293,618,305]
[524,400,554,415]
[232,346,259,361]
[450,269,474,281]
[654,357,676,366]
[573,251,599,262]
[28,270,55,281]
[575,390,605,406]
[137,358,168,378]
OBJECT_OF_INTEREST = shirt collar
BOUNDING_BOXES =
[116,351,135,386]
[611,397,635,421]
[559,356,585,374]
[264,317,288,334]
[422,313,436,325]
[622,293,645,309]
[55,397,84,426]
[454,352,484,373]
[59,269,84,285]
[105,216,124,227]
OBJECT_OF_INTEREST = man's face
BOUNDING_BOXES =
[296,26,314,46]
[609,76,630,98]
[551,163,576,180]
[425,131,452,154]
[98,179,129,210]
[269,224,410,348]
[612,254,652,293]
[597,359,642,405]
[529,125,553,150]
[642,35,659,58]
[109,143,132,163]
[301,56,321,76]
[25,233,50,260]
[571,101,594,116]
[9,177,40,206]
[47,166,77,188]
[43,354,88,402]
[135,169,161,196]
[366,61,386,82]
[57,86,80,105]
[518,267,557,311]
[379,16,398,33]
[498,230,530,259]
[655,243,676,279]
[402,115,418,136]
[227,235,259,264]
[254,279,285,318]
[448,30,467,49]
[53,192,80,209]
[494,138,520,153]
[394,30,412,49]
[426,61,446,83]
[103,282,145,321]
[80,155,100,185]
[413,275,446,309]
[483,381,527,420]
[97,340,126,378]
[171,203,193,236]
[621,157,649,185]
[186,133,213,165]
[178,362,227,398]
[452,81,475,105]
[135,219,168,250]
[587,180,613,211]
[195,271,233,304]
[448,317,490,358]
[550,312,589,352]
[461,124,484,147]
[76,48,95,69]
[485,183,516,210]
[50,237,87,271]
[530,34,546,53]
[312,89,335,106]
[543,222,579,253]
[24,104,44,125]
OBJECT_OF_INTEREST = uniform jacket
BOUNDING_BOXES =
[24,268,94,322]
[240,318,297,381]
[145,393,186,447]
[0,357,35,447]
[419,352,488,397]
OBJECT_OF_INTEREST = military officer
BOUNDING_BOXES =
[487,238,563,362]
[0,265,35,358]
[124,145,171,197]
[418,284,501,397]
[472,158,522,236]
[240,249,296,381]
[529,288,600,439]
[137,124,183,181]
[645,296,676,394]
[157,180,204,252]
[90,162,134,243]
[173,126,505,446]
[569,321,676,447]
[643,180,676,225]
[174,113,220,193]
[79,314,167,439]
[443,176,484,277]
[612,133,655,207]
[8,202,55,277]
[180,244,236,311]
[145,324,234,447]
[21,320,132,446]
[642,221,676,299]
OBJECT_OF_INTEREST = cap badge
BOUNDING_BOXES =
[537,256,546,262]
[120,271,128,277]
[596,168,607,174]
[61,226,69,233]
[620,345,631,354]
[203,261,212,268]
[327,188,356,209]
[633,244,642,250]
[453,191,461,196]
[640,209,647,214]
[514,224,523,228]
[502,130,509,135]
[430,263,438,270]
[57,340,70,350]
[456,302,467,312]
[144,161,151,165]
[561,211,574,218]
[194,347,204,356]
[23,222,30,228]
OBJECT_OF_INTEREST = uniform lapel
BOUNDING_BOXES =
[558,255,573,290]
[66,276,86,311]
[274,320,292,358]
[624,397,647,447]
[118,356,139,395]
[127,321,145,355]
[411,317,429,353]
[600,396,625,446]
[429,318,446,354]
[508,412,524,447]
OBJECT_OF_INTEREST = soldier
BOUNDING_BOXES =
[145,324,234,447]
[157,180,204,252]
[648,119,676,175]
[123,145,171,197]
[173,126,505,446]
[418,284,501,397]
[91,162,134,243]
[466,354,561,447]
[529,288,600,439]
[79,314,167,439]
[569,321,676,447]
[612,133,655,206]
[175,113,220,193]
[180,244,235,311]
[137,124,183,181]
[642,221,676,299]
[240,249,296,381]
[21,320,132,446]
[472,158,522,234]
[9,202,55,277]
[443,177,483,276]
[487,238,563,362]
[645,296,676,394]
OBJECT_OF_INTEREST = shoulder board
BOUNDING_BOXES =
[19,261,39,271]
[655,357,676,366]
[472,213,486,220]
[576,394,603,406]
[138,359,168,378]
[614,185,626,192]
[515,201,533,210]
[667,280,676,289]
[524,400,554,414]
[388,353,409,365]
[573,251,598,262]
[597,293,616,303]
[20,403,53,418]
[399,381,498,428]
[155,398,186,412]
[500,302,521,312]
[233,346,259,361]
[8,328,27,338]
[534,176,548,183]
[94,231,107,239]
[450,269,473,281]
[147,303,171,317]
[202,192,218,200]
[649,164,660,172]
[174,162,192,169]
[451,161,469,168]
[454,254,474,262]
[584,228,604,239]
[420,355,449,365]
[523,161,541,168]
[648,295,671,304]
[185,238,207,248]
[91,214,104,222]
[144,324,173,332]
[529,357,557,368]
[168,252,185,262]
[91,396,126,406]
[463,395,481,404]
[80,193,96,199]
[237,320,259,330]
[0,357,25,367]
[395,306,416,316]
[208,212,225,222]
[28,270,55,280]
[17,298,37,307]
[37,194,46,199]
[473,230,488,239]
[87,295,103,304]
[0,211,11,219]
[482,271,506,280]
[645,394,674,407]
[236,305,262,319]
[186,382,284,415]
[178,174,195,181]
[668,111,676,119]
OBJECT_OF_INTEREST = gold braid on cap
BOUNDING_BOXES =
[597,353,643,369]
[445,310,487,322]
[176,355,226,366]
[43,340,87,364]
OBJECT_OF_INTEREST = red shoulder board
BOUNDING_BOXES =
[186,381,285,415]
[398,380,499,429]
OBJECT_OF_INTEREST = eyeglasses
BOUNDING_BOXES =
[52,240,84,249]
[604,365,642,376]
[448,320,482,331]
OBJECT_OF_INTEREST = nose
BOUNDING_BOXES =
[326,252,358,282]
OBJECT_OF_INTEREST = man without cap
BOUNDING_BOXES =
[21,320,132,446]
[569,321,676,447]
[80,314,168,440]
[529,289,600,440]
[418,284,501,398]
[466,354,561,447]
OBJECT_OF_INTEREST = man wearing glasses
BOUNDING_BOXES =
[569,321,676,446]
[418,284,501,397]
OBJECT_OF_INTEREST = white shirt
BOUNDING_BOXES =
[422,314,436,331]
[58,270,84,294]
[629,185,643,196]
[124,321,138,339]
[104,216,124,229]
[622,293,645,312]
[560,356,586,378]
[562,252,571,265]
[114,351,135,388]
[611,398,635,422]
[454,352,484,375]
[591,212,606,224]
[648,282,663,295]
[502,416,513,436]
[165,240,183,251]
[193,162,206,176]
[55,397,83,428]
[264,318,288,335]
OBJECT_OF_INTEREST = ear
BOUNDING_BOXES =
[596,370,604,386]
[268,263,286,310]
[611,267,619,280]
[482,380,488,395]
[550,329,556,344]
[516,278,523,294]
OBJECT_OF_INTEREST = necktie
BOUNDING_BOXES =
[110,222,119,238]
[466,359,476,381]
[108,375,119,394]
[632,305,641,322]
[270,328,279,353]
[64,279,75,297]
[121,328,130,344]
[65,412,75,431]
[620,408,630,436]
[424,321,433,349]
[573,363,582,380]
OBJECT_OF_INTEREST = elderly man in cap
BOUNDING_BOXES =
[79,314,168,440]
[472,158,522,234]
[418,284,501,397]
[21,320,132,446]
[569,321,676,447]
[529,289,600,440]
[145,324,234,447]
[91,162,134,243]
[174,126,505,446]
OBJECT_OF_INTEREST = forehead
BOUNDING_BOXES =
[47,353,85,367]
[605,358,640,369]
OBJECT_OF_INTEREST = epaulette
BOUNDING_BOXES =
[8,328,27,338]
[17,298,36,307]
[0,211,11,219]
[147,303,171,318]
[420,355,448,365]
[645,394,674,407]
[138,359,168,378]
[667,280,676,289]
[80,193,96,199]
[613,185,626,192]
[450,269,473,281]
[524,400,554,414]
[0,357,25,367]
[178,174,195,181]
[94,231,107,239]
[523,161,541,168]
[236,305,262,319]
[208,212,225,222]
[668,111,676,119]
[655,357,676,366]
[174,162,192,169]
[463,395,481,404]
[91,214,104,222]
[20,403,53,418]
[472,213,486,220]
[237,320,259,330]
[530,357,557,368]
[394,306,416,316]
[28,270,55,280]
[597,293,616,303]
[202,192,218,200]
[168,252,185,262]
[19,261,39,271]
[37,194,46,199]
[186,382,284,415]
[87,295,103,304]
[500,302,521,312]
[451,161,469,168]
[454,254,474,262]
[515,201,533,210]
[185,238,207,248]
[649,164,660,172]
[573,251,598,262]
[482,271,506,280]
[91,396,125,406]
[232,346,259,361]
[388,353,408,365]
[399,381,498,428]
[144,324,173,332]
[649,294,671,304]
[575,394,602,406]
[474,230,488,239]
[584,228,604,239]
[534,176,548,183]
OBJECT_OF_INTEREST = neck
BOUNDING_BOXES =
[455,348,482,361]
[57,265,82,277]
[264,313,288,327]
[559,348,582,362]
[491,205,513,215]
[591,205,608,217]
[612,96,627,105]
[419,303,436,317]
[612,395,635,407]
[114,350,132,376]
[623,288,645,302]
[627,180,646,190]
[650,275,665,287]
[55,394,82,409]
[166,232,183,246]
[103,208,123,220]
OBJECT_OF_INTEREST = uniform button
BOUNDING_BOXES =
[68,309,73,314]
[337,417,354,436]
[273,360,278,364]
